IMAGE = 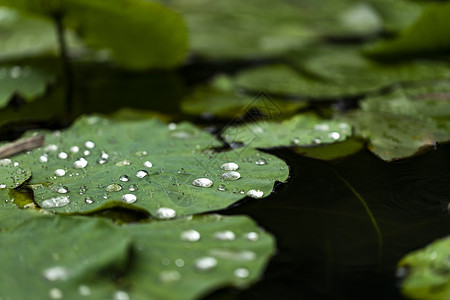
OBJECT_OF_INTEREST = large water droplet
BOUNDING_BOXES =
[156,207,176,219]
[247,189,264,198]
[194,257,218,272]
[255,158,267,165]
[180,230,201,242]
[220,162,239,171]
[69,146,79,153]
[159,270,181,283]
[234,268,250,278]
[136,170,149,178]
[39,155,48,163]
[119,175,130,182]
[73,158,88,169]
[214,230,236,241]
[221,171,241,181]
[43,266,68,281]
[42,196,70,208]
[143,161,152,168]
[84,141,95,149]
[328,131,341,140]
[121,194,137,204]
[106,183,122,192]
[192,178,213,188]
[54,169,66,177]
[57,152,68,159]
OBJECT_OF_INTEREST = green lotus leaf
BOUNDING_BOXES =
[397,236,450,300]
[222,114,352,148]
[181,75,306,118]
[7,115,288,216]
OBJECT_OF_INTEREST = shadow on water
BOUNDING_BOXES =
[206,144,450,299]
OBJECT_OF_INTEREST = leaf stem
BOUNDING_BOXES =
[0,135,44,159]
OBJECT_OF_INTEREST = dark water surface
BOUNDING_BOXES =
[208,145,450,299]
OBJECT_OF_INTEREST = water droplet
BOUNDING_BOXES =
[143,161,152,168]
[0,184,6,189]
[10,66,21,78]
[84,197,94,204]
[69,146,79,153]
[78,285,91,296]
[234,268,250,278]
[41,196,70,208]
[57,152,68,159]
[0,159,11,166]
[73,158,88,169]
[156,207,176,219]
[136,170,149,178]
[220,162,239,171]
[209,249,256,261]
[116,160,131,166]
[49,288,63,299]
[214,230,236,241]
[83,150,90,156]
[245,232,259,241]
[135,150,147,157]
[328,131,341,140]
[175,259,185,267]
[128,184,138,192]
[43,266,68,281]
[100,151,109,160]
[313,138,322,144]
[119,175,129,182]
[13,161,19,167]
[217,184,226,191]
[106,183,122,192]
[161,258,171,266]
[45,144,58,152]
[247,189,264,198]
[84,141,95,149]
[97,158,107,164]
[221,171,241,181]
[314,124,329,131]
[255,158,267,165]
[194,257,218,272]
[180,230,201,242]
[54,169,66,177]
[291,138,300,145]
[121,194,137,204]
[159,270,181,283]
[192,178,213,188]
[56,186,69,194]
[168,123,177,130]
[78,185,87,194]
[39,155,48,163]
[113,291,130,300]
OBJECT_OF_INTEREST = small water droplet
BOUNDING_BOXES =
[45,144,58,152]
[57,152,68,159]
[128,184,138,192]
[328,131,341,140]
[49,288,63,299]
[156,207,176,219]
[214,230,236,241]
[135,150,148,157]
[73,158,88,169]
[168,123,177,130]
[84,197,94,204]
[106,183,122,192]
[97,158,107,164]
[83,150,90,156]
[255,158,267,165]
[84,141,95,149]
[217,184,226,191]
[78,285,91,296]
[234,268,250,278]
[221,171,241,181]
[43,266,68,281]
[113,290,130,300]
[192,178,213,188]
[180,230,201,242]
[13,161,19,167]
[136,170,149,178]
[143,161,152,168]
[161,258,170,266]
[247,189,264,198]
[39,155,48,163]
[121,194,137,204]
[10,66,21,78]
[291,138,300,145]
[56,186,69,194]
[100,151,109,160]
[42,196,70,208]
[194,257,218,272]
[175,259,185,267]
[116,159,131,166]
[159,270,181,283]
[69,146,79,153]
[78,185,87,194]
[244,232,259,241]
[119,175,129,182]
[220,162,239,171]
[313,138,322,144]
[54,169,66,177]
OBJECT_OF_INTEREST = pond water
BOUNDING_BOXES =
[208,145,450,299]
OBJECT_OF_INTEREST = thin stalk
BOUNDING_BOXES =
[54,14,74,114]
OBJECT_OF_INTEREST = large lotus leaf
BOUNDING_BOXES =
[0,158,31,189]
[0,0,187,69]
[222,114,351,148]
[397,236,450,300]
[0,215,132,300]
[125,214,275,300]
[366,2,450,59]
[181,75,306,118]
[9,115,288,216]
[0,64,55,108]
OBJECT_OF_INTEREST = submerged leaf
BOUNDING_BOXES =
[397,236,450,300]
[8,116,288,216]
[222,114,351,148]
